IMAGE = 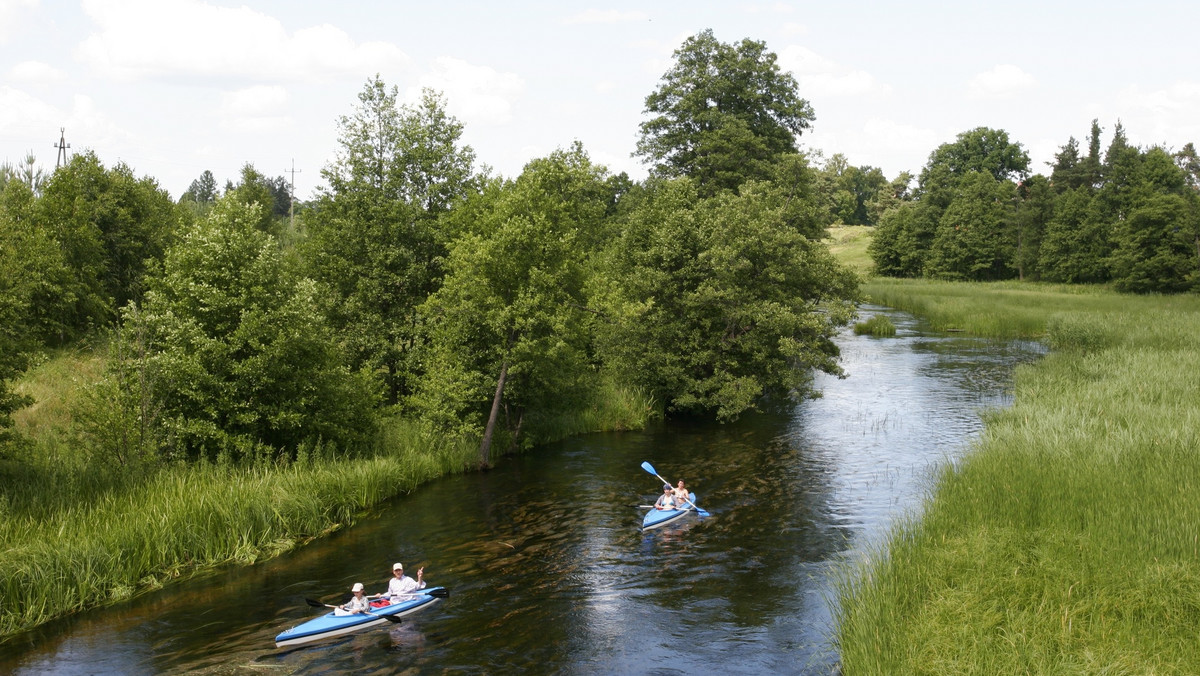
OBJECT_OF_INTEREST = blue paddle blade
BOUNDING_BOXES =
[640,461,657,475]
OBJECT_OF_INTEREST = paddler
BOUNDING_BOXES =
[372,562,426,603]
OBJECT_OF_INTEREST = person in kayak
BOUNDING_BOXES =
[673,480,690,506]
[372,562,426,603]
[335,583,371,616]
[654,484,677,510]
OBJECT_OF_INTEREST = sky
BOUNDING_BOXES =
[3,0,1200,201]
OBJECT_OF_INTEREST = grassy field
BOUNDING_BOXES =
[0,347,656,639]
[826,225,874,277]
[834,276,1200,673]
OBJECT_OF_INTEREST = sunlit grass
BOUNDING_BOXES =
[826,225,874,277]
[835,279,1200,673]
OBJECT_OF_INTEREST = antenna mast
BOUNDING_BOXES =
[54,128,71,168]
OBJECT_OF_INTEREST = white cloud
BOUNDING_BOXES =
[0,85,58,136]
[1115,80,1200,146]
[967,64,1036,100]
[0,0,38,43]
[0,88,124,161]
[218,85,292,132]
[76,0,410,83]
[781,22,809,36]
[860,117,939,157]
[221,85,288,117]
[739,2,794,14]
[778,45,890,99]
[562,9,648,24]
[404,57,525,126]
[8,60,66,82]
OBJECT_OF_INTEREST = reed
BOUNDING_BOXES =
[853,314,896,337]
[835,279,1200,672]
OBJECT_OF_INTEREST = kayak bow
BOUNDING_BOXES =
[642,492,698,531]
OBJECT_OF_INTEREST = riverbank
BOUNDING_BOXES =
[0,347,657,640]
[836,278,1200,672]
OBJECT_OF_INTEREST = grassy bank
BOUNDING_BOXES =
[836,278,1200,673]
[0,348,657,640]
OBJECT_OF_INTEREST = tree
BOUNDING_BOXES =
[1012,175,1054,280]
[1106,148,1198,293]
[918,127,1029,194]
[1038,187,1111,283]
[0,183,43,455]
[0,181,76,344]
[597,174,859,422]
[34,151,180,340]
[874,127,1029,278]
[226,164,282,236]
[411,145,608,465]
[868,202,931,277]
[116,196,378,461]
[925,171,1018,281]
[635,29,814,195]
[181,170,219,204]
[1109,192,1197,293]
[303,77,480,402]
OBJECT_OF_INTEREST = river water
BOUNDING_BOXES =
[0,307,1044,675]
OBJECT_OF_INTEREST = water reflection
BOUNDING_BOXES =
[0,306,1044,674]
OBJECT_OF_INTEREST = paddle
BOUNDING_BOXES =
[349,587,451,602]
[304,597,403,623]
[640,461,710,517]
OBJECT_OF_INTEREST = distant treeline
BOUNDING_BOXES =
[868,122,1200,292]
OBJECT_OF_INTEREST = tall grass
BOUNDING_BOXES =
[0,350,655,639]
[836,280,1200,673]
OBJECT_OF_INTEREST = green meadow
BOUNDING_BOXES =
[836,277,1200,673]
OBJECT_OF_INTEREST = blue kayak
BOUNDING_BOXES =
[275,587,448,648]
[642,492,698,530]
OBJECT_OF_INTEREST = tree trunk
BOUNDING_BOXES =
[478,358,509,468]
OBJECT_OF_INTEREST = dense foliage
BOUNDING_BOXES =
[636,29,815,196]
[868,121,1200,292]
[102,197,378,462]
[598,173,859,421]
[302,78,481,403]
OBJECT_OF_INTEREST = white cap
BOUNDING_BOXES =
[393,562,403,571]
[351,582,364,592]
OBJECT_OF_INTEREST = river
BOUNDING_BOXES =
[0,306,1044,674]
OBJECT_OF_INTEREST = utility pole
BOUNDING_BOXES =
[54,128,70,168]
[286,159,302,232]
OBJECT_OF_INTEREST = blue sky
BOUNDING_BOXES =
[3,0,1199,200]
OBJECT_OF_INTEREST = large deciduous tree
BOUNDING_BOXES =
[34,151,180,341]
[113,197,378,462]
[870,127,1028,280]
[925,172,1017,281]
[411,145,609,466]
[635,29,814,196]
[598,171,859,422]
[303,77,480,402]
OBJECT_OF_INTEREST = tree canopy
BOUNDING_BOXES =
[635,29,814,195]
